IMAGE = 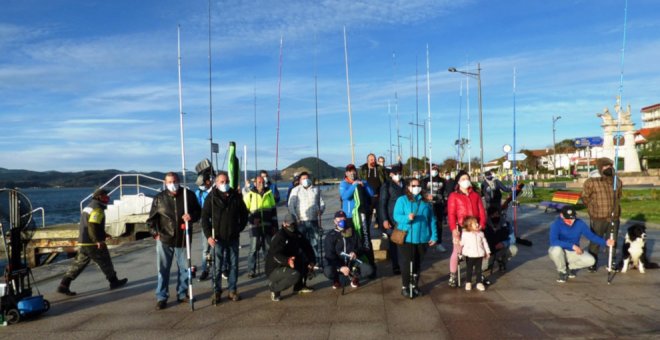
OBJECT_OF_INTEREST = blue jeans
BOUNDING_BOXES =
[156,240,189,302]
[212,239,239,292]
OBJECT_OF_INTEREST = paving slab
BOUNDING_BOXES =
[3,187,659,339]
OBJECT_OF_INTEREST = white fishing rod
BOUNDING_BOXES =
[176,25,194,311]
[343,26,355,164]
[275,35,283,175]
[426,44,432,190]
[608,0,628,285]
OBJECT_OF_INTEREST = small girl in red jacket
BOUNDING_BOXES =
[460,217,491,291]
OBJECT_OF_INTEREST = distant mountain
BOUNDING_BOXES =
[0,168,168,188]
[280,157,343,180]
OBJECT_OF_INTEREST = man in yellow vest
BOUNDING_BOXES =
[57,189,128,296]
[244,176,278,278]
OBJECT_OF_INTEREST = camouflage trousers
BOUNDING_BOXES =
[64,245,117,282]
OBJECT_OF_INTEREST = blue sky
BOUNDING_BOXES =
[1,0,659,172]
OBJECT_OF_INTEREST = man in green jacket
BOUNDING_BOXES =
[57,189,128,296]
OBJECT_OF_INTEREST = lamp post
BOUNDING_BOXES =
[449,63,483,176]
[552,115,562,178]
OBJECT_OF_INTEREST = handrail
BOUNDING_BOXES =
[80,174,164,212]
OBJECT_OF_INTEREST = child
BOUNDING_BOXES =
[460,216,491,291]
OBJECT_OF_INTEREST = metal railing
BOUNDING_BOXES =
[80,174,163,212]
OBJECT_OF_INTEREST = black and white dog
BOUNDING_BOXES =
[619,224,654,273]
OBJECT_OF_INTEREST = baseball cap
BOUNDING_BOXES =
[334,211,347,219]
[560,206,577,220]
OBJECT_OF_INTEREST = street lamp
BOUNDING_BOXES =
[552,115,562,178]
[449,63,483,176]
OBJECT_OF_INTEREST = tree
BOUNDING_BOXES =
[440,157,458,173]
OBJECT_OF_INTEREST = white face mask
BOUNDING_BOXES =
[391,174,401,182]
[411,187,422,195]
[262,177,270,186]
[217,183,229,192]
[302,178,312,188]
[199,185,207,191]
[459,180,471,189]
[166,183,180,192]
[431,170,438,177]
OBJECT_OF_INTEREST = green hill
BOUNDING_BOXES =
[0,168,168,188]
[280,157,343,180]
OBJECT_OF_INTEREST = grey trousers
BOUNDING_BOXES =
[548,246,596,273]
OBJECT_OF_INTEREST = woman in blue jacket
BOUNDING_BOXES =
[393,178,437,298]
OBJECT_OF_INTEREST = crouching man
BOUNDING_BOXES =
[324,211,374,289]
[548,206,614,283]
[265,214,316,301]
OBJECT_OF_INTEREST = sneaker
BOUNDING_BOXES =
[465,282,472,291]
[228,291,241,302]
[588,265,597,273]
[211,291,222,304]
[568,270,577,279]
[295,286,314,294]
[557,272,568,283]
[350,278,360,288]
[436,244,447,253]
[198,270,209,281]
[270,291,281,302]
[247,272,257,279]
[476,283,486,291]
[155,300,167,310]
[57,285,77,296]
[481,275,491,286]
[109,278,128,290]
[332,279,341,290]
[411,287,422,297]
[222,271,229,280]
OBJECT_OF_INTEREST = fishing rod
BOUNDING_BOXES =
[275,35,283,177]
[314,32,320,182]
[457,81,463,170]
[393,51,401,163]
[176,25,195,311]
[608,0,629,285]
[207,0,217,306]
[426,44,432,192]
[254,77,258,173]
[343,26,355,164]
[512,68,519,240]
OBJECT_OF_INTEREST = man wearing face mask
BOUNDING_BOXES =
[581,157,622,272]
[195,176,213,281]
[244,175,278,278]
[147,172,201,310]
[265,213,316,301]
[288,172,326,265]
[323,211,374,289]
[258,170,281,204]
[201,172,249,303]
[423,165,448,252]
[57,189,128,296]
[378,165,406,275]
[480,171,512,212]
[340,164,377,278]
[359,154,388,232]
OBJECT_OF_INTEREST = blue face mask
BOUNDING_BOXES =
[486,176,493,181]
[337,220,346,229]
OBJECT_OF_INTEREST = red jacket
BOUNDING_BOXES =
[447,188,486,231]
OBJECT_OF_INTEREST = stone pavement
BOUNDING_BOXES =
[3,188,659,339]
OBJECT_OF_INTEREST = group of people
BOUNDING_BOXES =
[56,153,626,308]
